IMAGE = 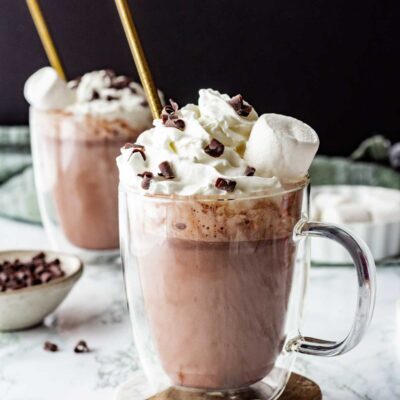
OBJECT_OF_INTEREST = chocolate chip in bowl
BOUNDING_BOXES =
[0,250,83,331]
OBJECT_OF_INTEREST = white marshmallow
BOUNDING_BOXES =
[24,67,75,110]
[244,113,319,181]
[320,203,372,224]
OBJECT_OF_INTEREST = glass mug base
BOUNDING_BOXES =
[114,369,322,400]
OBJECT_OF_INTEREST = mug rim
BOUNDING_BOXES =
[120,176,309,202]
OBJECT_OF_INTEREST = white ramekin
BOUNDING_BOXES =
[310,185,400,264]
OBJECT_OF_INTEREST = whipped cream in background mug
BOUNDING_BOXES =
[24,66,154,131]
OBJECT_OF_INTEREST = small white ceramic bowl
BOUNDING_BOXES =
[0,250,83,331]
[311,185,400,264]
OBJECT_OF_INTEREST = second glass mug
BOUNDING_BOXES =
[30,107,144,263]
[119,179,376,399]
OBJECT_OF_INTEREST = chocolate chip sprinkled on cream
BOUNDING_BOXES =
[204,138,225,158]
[91,90,100,101]
[162,99,179,116]
[244,166,256,176]
[110,75,132,90]
[228,94,253,117]
[176,222,187,230]
[158,161,175,179]
[124,143,146,161]
[137,171,153,189]
[161,99,186,131]
[215,177,236,192]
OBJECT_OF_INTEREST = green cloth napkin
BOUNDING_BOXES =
[0,126,40,223]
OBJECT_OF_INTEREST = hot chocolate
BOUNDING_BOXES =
[117,89,318,391]
[126,188,303,389]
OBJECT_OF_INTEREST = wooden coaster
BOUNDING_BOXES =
[148,372,322,400]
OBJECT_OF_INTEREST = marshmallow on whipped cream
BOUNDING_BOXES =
[117,89,319,196]
[24,67,154,130]
[244,114,319,182]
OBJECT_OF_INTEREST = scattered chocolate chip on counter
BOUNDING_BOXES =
[44,341,58,352]
[74,340,90,353]
[0,252,65,292]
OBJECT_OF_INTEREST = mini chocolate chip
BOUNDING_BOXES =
[140,100,148,107]
[244,166,256,176]
[91,90,100,100]
[215,177,236,192]
[161,100,185,131]
[111,76,132,90]
[44,341,58,352]
[162,99,179,116]
[104,69,116,79]
[124,143,146,161]
[204,139,225,158]
[138,171,153,190]
[33,252,45,260]
[40,272,52,283]
[106,95,118,101]
[74,340,90,353]
[227,94,253,117]
[164,117,185,130]
[176,223,187,230]
[158,161,175,179]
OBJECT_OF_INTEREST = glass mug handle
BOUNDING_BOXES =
[287,219,377,356]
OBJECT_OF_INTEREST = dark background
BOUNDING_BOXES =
[1,0,399,155]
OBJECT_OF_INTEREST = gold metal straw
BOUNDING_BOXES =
[115,0,162,119]
[26,0,66,80]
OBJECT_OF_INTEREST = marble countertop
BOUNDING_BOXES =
[0,217,399,400]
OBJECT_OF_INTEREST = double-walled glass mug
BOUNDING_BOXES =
[30,107,144,263]
[119,179,376,399]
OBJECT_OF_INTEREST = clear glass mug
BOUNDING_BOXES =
[119,180,376,399]
[30,107,144,263]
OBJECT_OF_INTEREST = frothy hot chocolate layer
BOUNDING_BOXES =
[126,187,303,389]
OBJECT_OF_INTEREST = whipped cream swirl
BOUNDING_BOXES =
[117,89,282,196]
